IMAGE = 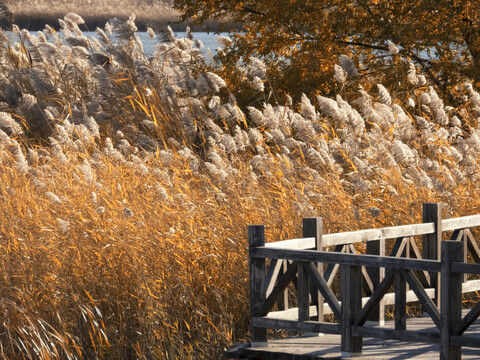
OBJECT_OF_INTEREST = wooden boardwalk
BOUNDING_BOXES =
[226,204,480,359]
[226,311,480,359]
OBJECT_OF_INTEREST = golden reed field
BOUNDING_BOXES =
[0,12,480,359]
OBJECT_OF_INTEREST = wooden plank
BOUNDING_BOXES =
[352,326,440,343]
[251,247,442,272]
[260,262,298,316]
[341,264,362,355]
[355,270,395,326]
[263,214,480,252]
[403,270,441,329]
[305,262,341,319]
[455,301,480,335]
[266,306,318,320]
[303,217,323,323]
[264,223,436,249]
[423,202,442,308]
[265,237,315,249]
[252,316,341,335]
[451,262,480,275]
[322,222,435,247]
[249,225,268,344]
[440,241,463,359]
[442,214,480,231]
[462,279,480,293]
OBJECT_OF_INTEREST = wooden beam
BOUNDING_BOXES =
[451,262,480,275]
[352,326,440,343]
[440,241,463,359]
[249,225,267,344]
[252,317,341,335]
[260,262,298,316]
[341,264,362,355]
[403,270,441,329]
[305,262,341,319]
[442,214,480,231]
[355,270,395,326]
[303,217,323,323]
[251,247,442,272]
[455,301,480,335]
[423,202,442,308]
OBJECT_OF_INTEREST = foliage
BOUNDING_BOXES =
[173,0,480,102]
[1,14,480,359]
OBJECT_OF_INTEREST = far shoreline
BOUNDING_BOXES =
[12,13,231,33]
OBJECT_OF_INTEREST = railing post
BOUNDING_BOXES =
[423,202,442,307]
[303,217,323,324]
[366,237,385,325]
[249,225,267,345]
[440,241,463,360]
[341,264,362,357]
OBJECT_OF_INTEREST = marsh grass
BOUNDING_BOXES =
[0,13,479,359]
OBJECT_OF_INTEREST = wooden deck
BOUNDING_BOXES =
[226,310,480,359]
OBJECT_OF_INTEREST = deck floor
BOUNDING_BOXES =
[226,310,480,359]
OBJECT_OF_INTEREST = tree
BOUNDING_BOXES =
[173,0,480,103]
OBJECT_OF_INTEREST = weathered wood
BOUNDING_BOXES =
[260,262,298,316]
[451,262,480,275]
[442,213,480,231]
[341,265,362,355]
[303,217,323,323]
[395,270,407,331]
[403,270,441,329]
[252,316,341,335]
[264,222,436,249]
[305,262,341,319]
[297,263,310,321]
[423,202,442,308]
[251,247,442,272]
[355,270,395,326]
[440,241,463,359]
[249,225,268,344]
[352,326,440,343]
[323,223,436,246]
[366,237,385,324]
[450,335,480,348]
[461,279,480,293]
[455,301,480,335]
[266,306,318,320]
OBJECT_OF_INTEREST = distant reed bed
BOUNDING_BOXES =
[0,13,479,359]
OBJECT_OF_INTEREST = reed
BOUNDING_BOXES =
[0,14,478,359]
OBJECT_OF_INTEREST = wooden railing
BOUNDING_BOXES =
[249,203,480,359]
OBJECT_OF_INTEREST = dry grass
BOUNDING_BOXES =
[0,14,478,359]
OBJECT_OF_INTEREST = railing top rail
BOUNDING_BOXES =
[263,214,480,250]
[253,246,442,272]
[442,214,480,231]
[265,222,435,249]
